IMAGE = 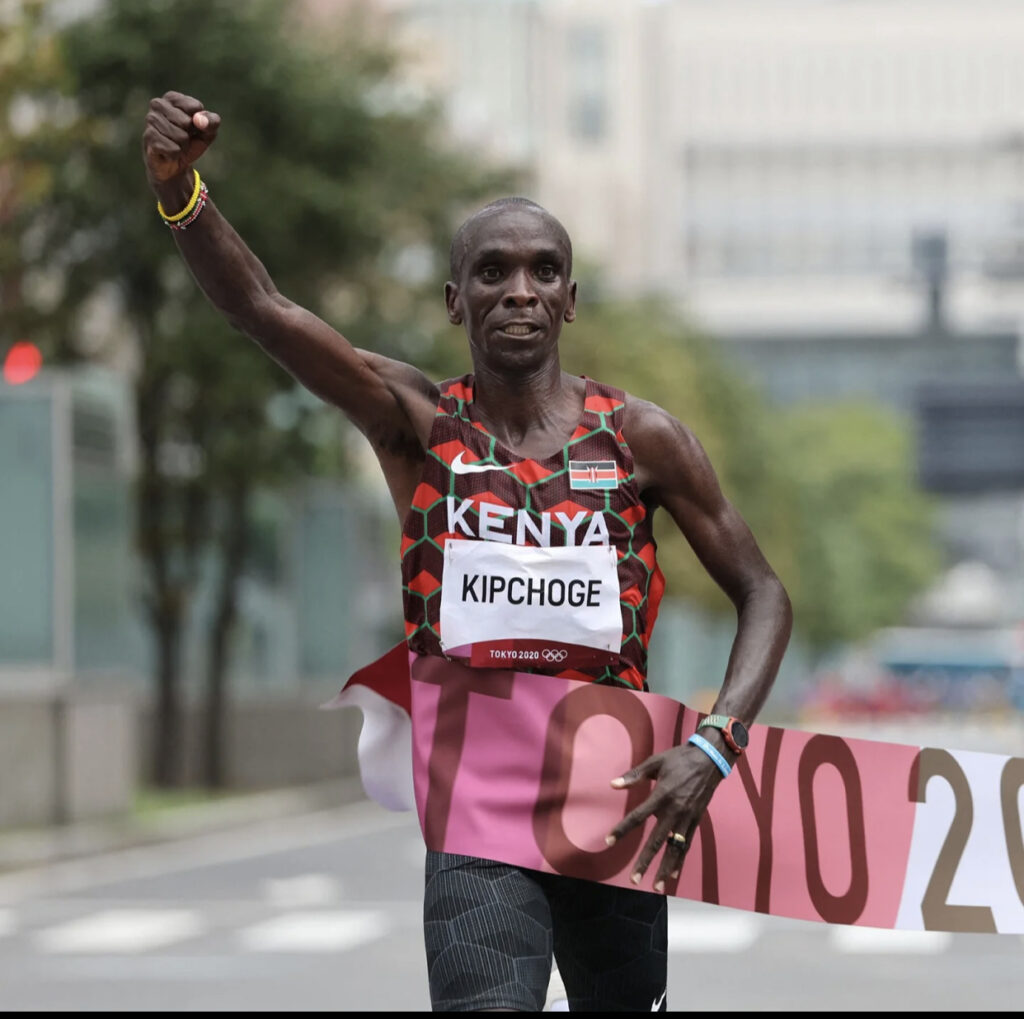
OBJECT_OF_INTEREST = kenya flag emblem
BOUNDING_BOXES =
[568,460,618,490]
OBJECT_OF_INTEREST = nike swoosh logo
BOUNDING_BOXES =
[651,990,667,1011]
[450,451,517,475]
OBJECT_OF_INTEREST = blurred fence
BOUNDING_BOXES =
[0,366,400,696]
[0,367,397,822]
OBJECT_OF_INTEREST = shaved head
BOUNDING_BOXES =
[449,197,573,281]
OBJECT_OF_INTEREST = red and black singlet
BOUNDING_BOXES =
[400,374,665,690]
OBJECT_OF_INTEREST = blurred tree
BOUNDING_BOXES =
[0,0,85,347]
[12,0,514,788]
[773,403,941,656]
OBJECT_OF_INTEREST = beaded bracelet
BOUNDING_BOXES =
[156,168,203,224]
[163,181,209,231]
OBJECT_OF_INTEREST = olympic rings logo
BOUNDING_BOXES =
[542,649,568,663]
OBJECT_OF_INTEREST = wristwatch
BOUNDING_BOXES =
[697,714,749,755]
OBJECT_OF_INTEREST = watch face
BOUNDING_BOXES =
[729,720,750,749]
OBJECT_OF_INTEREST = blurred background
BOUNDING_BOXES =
[3,0,1024,827]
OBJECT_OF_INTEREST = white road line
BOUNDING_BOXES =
[33,908,204,954]
[262,873,342,907]
[238,910,388,953]
[0,908,15,937]
[667,911,761,952]
[830,926,952,954]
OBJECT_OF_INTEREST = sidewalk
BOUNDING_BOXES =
[0,777,369,876]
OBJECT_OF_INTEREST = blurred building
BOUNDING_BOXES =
[0,367,137,687]
[366,0,1024,336]
[356,0,1024,690]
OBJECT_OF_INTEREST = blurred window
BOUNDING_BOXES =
[0,396,53,664]
[567,24,607,143]
[74,467,136,673]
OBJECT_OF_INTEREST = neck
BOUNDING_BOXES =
[470,361,583,456]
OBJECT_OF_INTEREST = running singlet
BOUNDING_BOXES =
[400,374,664,690]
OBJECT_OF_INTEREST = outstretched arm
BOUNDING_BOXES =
[142,91,436,518]
[608,397,793,890]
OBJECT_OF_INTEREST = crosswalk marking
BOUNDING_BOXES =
[667,912,760,952]
[667,911,955,955]
[262,873,341,907]
[829,926,952,954]
[33,909,204,954]
[237,910,388,952]
[10,905,957,957]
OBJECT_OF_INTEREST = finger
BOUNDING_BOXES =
[605,789,664,845]
[191,109,220,140]
[628,820,675,886]
[158,92,220,145]
[653,832,691,892]
[142,125,184,164]
[610,753,662,789]
[145,110,190,147]
[162,91,205,116]
[149,96,193,132]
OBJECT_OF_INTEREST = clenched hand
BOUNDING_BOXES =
[142,90,220,186]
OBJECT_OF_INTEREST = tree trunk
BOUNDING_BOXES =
[134,363,208,789]
[202,478,251,789]
[152,599,184,787]
[136,368,180,788]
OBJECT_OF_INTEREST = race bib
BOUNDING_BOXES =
[439,539,622,669]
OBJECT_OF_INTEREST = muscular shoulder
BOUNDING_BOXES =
[355,348,440,446]
[357,349,438,403]
[621,393,718,501]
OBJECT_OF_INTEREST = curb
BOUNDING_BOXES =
[0,777,368,875]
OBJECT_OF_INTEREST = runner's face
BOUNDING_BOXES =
[445,208,576,370]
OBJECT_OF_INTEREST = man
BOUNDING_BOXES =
[143,90,792,1012]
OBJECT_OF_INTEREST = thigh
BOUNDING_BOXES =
[547,874,668,1012]
[423,851,555,1012]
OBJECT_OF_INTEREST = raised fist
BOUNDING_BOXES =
[142,91,221,184]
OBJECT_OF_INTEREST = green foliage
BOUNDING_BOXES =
[8,0,515,530]
[0,0,87,344]
[24,0,514,478]
[5,0,518,783]
[773,403,941,651]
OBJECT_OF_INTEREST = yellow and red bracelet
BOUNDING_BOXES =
[156,169,208,230]
[164,181,208,230]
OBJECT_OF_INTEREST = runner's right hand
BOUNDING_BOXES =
[142,91,221,185]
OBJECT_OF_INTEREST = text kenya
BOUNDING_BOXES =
[446,497,610,545]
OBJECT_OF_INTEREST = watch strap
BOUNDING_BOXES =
[698,713,747,754]
[698,714,732,732]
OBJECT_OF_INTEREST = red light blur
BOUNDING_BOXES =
[3,342,43,385]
